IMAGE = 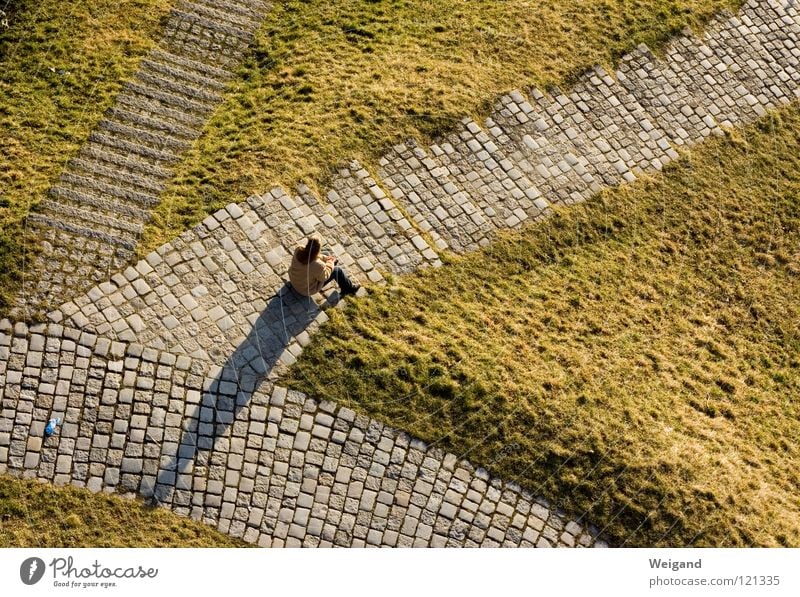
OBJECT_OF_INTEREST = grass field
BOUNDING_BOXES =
[285,107,800,547]
[144,0,739,251]
[3,0,784,549]
[0,475,243,547]
[0,0,172,313]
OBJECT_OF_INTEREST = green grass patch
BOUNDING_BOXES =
[0,475,243,547]
[0,0,172,314]
[146,0,739,251]
[285,107,800,547]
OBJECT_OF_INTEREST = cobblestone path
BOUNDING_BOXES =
[2,0,799,547]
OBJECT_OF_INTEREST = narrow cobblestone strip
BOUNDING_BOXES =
[18,0,272,317]
[615,45,725,146]
[2,0,798,548]
[0,321,604,548]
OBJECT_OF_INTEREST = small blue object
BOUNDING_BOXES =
[44,418,61,436]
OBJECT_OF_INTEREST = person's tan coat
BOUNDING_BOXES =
[288,248,333,296]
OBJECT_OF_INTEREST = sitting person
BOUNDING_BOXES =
[288,236,360,297]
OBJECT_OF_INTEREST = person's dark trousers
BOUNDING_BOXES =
[325,266,356,295]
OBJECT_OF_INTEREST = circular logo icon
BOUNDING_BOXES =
[20,557,46,585]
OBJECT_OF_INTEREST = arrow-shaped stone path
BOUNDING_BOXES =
[2,0,799,547]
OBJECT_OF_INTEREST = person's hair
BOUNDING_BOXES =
[297,236,321,265]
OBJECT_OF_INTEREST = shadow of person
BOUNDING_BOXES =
[152,283,333,507]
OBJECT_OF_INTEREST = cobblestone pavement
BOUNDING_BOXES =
[2,0,799,547]
[0,321,602,547]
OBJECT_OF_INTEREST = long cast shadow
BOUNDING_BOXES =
[153,284,331,505]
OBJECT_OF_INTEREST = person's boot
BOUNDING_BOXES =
[341,284,360,297]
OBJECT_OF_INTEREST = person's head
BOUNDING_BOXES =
[298,236,321,265]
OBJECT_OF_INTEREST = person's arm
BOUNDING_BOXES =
[320,256,335,277]
[315,257,333,283]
